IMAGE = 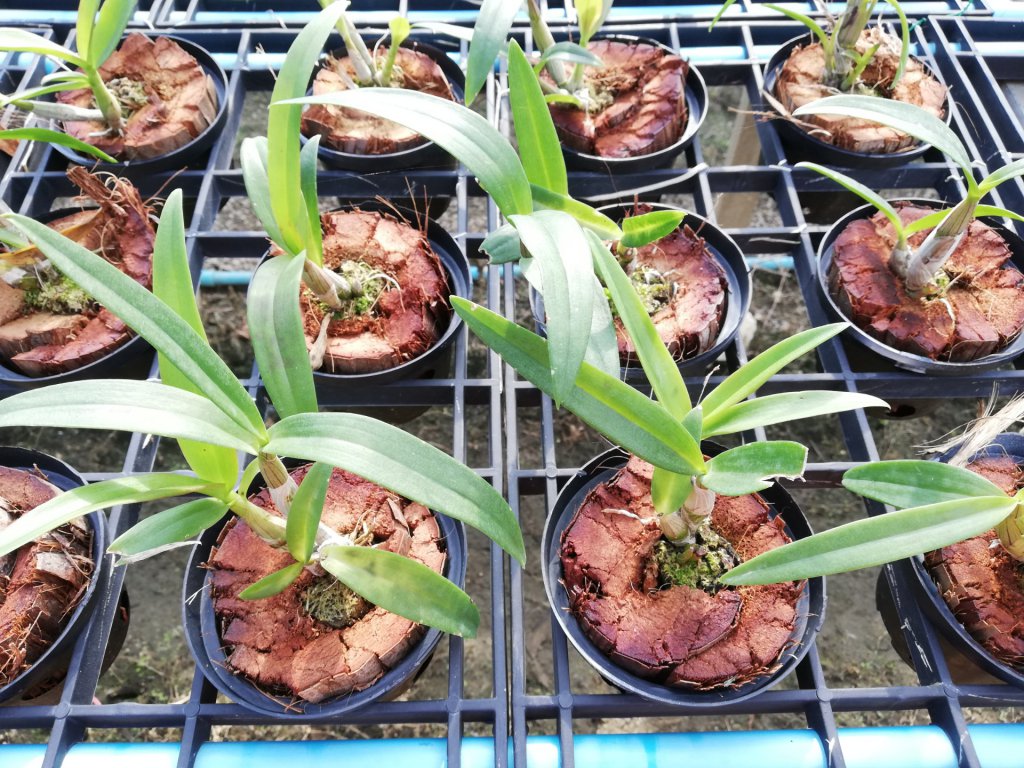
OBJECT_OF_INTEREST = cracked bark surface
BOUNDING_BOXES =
[546,39,688,158]
[775,28,947,154]
[0,467,92,688]
[208,464,446,704]
[58,33,218,161]
[926,455,1024,670]
[0,168,154,376]
[559,456,801,690]
[829,203,1024,362]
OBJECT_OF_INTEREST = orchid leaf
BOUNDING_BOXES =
[583,273,619,378]
[0,29,87,68]
[286,462,332,563]
[619,210,687,249]
[702,391,888,437]
[529,185,621,239]
[763,4,830,49]
[508,40,567,196]
[842,460,1006,509]
[465,0,521,103]
[701,441,807,496]
[0,128,116,163]
[796,162,905,239]
[89,0,134,68]
[481,223,522,264]
[299,134,323,266]
[651,468,692,517]
[240,136,288,250]
[109,498,229,563]
[534,41,602,70]
[979,157,1024,196]
[239,561,306,600]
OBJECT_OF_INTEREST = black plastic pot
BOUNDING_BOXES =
[0,447,111,705]
[530,204,750,383]
[817,198,1024,375]
[541,446,824,707]
[762,34,952,168]
[182,473,468,718]
[50,35,229,179]
[556,35,708,174]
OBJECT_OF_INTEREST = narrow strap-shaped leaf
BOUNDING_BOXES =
[0,29,86,67]
[481,223,522,264]
[0,474,220,557]
[0,127,116,163]
[240,137,288,250]
[979,157,1024,196]
[508,40,567,196]
[535,41,602,70]
[286,462,332,563]
[283,88,532,217]
[651,468,692,517]
[248,254,318,419]
[452,297,706,476]
[583,273,619,379]
[320,544,480,637]
[699,323,847,418]
[700,441,807,496]
[721,496,1017,585]
[0,381,263,454]
[972,204,1024,224]
[903,208,953,236]
[843,460,1006,509]
[619,210,687,249]
[465,0,520,103]
[796,162,904,239]
[702,390,888,438]
[76,0,100,62]
[530,185,622,239]
[762,4,830,49]
[239,561,306,600]
[511,211,594,404]
[4,214,267,442]
[88,0,134,68]
[264,412,526,565]
[299,135,323,266]
[153,190,239,487]
[268,3,347,255]
[590,231,690,418]
[109,497,229,560]
[575,0,611,45]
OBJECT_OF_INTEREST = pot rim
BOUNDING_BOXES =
[816,197,1024,375]
[541,445,825,707]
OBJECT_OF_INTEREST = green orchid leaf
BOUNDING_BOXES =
[534,40,602,70]
[0,381,263,454]
[792,96,973,179]
[618,210,687,249]
[701,441,807,496]
[702,391,889,437]
[465,0,521,103]
[544,92,585,109]
[796,162,905,239]
[763,4,831,49]
[583,274,619,379]
[286,462,332,563]
[481,223,522,264]
[511,210,594,404]
[264,412,526,565]
[88,0,134,68]
[240,136,288,250]
[0,128,116,163]
[575,0,612,46]
[529,185,622,239]
[682,407,703,441]
[281,89,532,217]
[268,3,346,256]
[453,297,706,476]
[321,544,479,636]
[410,22,474,43]
[699,323,848,419]
[0,473,220,557]
[299,134,323,266]
[710,0,739,29]
[888,0,911,86]
[979,157,1024,196]
[3,82,85,105]
[590,231,689,418]
[902,208,952,236]
[239,561,306,600]
[0,29,87,68]
[248,253,318,419]
[508,40,567,196]
[77,0,100,62]
[238,457,261,496]
[651,468,693,517]
[4,214,267,441]
[843,460,1006,509]
[974,204,1024,224]
[153,190,239,487]
[109,497,229,562]
[721,495,1017,585]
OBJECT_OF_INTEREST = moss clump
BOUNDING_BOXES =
[23,270,94,315]
[653,522,740,594]
[606,266,674,318]
[319,260,388,319]
[301,575,373,629]
[107,77,149,112]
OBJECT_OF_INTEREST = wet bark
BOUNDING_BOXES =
[829,203,1024,362]
[297,209,450,375]
[545,40,688,158]
[926,455,1024,670]
[559,456,801,690]
[58,33,218,161]
[0,467,92,687]
[301,47,455,155]
[0,168,154,376]
[775,28,947,154]
[208,465,446,704]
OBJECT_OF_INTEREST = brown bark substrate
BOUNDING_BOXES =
[298,209,450,375]
[559,456,801,690]
[301,47,454,155]
[0,168,154,376]
[546,40,688,158]
[617,224,726,364]
[829,203,1024,362]
[58,33,218,161]
[208,465,446,704]
[925,455,1024,669]
[0,467,93,687]
[775,28,947,154]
